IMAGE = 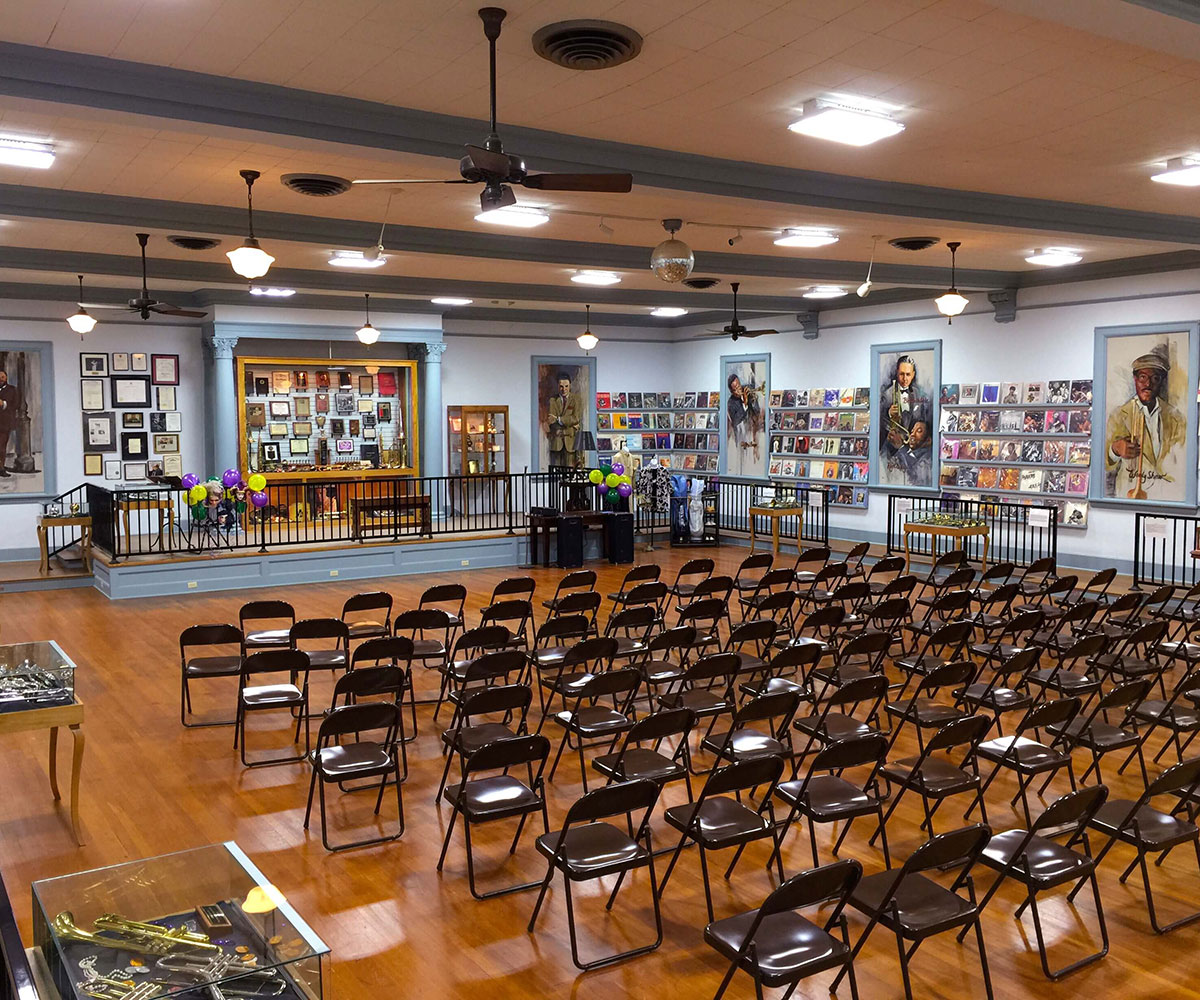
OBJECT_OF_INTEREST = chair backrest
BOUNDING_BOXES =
[331,665,406,704]
[732,690,801,730]
[837,630,892,669]
[750,591,799,621]
[1019,696,1081,734]
[647,625,696,655]
[181,623,242,653]
[765,643,824,677]
[1127,618,1168,649]
[351,636,414,668]
[937,567,976,592]
[925,619,974,651]
[735,552,774,581]
[678,597,727,625]
[812,733,890,773]
[978,581,1020,611]
[464,733,551,774]
[623,581,669,610]
[868,597,911,625]
[617,564,661,592]
[867,555,906,580]
[240,600,294,627]
[491,576,535,602]
[576,666,641,702]
[480,600,533,634]
[462,649,529,685]
[624,707,696,745]
[554,569,597,594]
[1146,755,1200,799]
[701,755,786,799]
[691,575,734,601]
[924,714,991,754]
[932,549,968,572]
[727,619,779,649]
[684,651,742,684]
[830,580,871,608]
[1081,568,1116,596]
[290,617,349,645]
[1004,609,1046,638]
[929,588,973,615]
[758,859,863,919]
[918,659,976,693]
[562,777,661,826]
[561,635,620,667]
[341,591,392,618]
[419,583,466,618]
[1138,585,1174,616]
[979,561,1016,586]
[1096,678,1151,713]
[551,591,602,618]
[1033,784,1109,834]
[673,558,714,587]
[534,615,590,646]
[753,567,797,593]
[243,648,309,678]
[1102,591,1142,620]
[606,605,657,635]
[794,546,831,571]
[393,608,452,636]
[452,625,512,657]
[996,645,1042,682]
[1020,557,1056,584]
[1039,574,1079,602]
[800,605,846,632]
[457,682,533,721]
[317,701,401,744]
[905,824,991,875]
[827,673,888,709]
[1058,632,1107,663]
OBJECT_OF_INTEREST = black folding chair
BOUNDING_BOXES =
[699,691,801,768]
[542,569,596,613]
[548,667,641,790]
[793,674,888,759]
[179,623,243,727]
[234,649,310,767]
[1045,678,1152,788]
[592,707,697,803]
[340,591,392,644]
[436,682,532,802]
[1121,668,1200,770]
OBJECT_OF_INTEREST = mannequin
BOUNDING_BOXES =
[613,435,633,478]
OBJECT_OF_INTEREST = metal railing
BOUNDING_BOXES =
[37,484,90,562]
[1132,511,1200,589]
[885,493,1058,569]
[0,868,36,1000]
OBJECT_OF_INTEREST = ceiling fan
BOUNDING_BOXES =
[700,282,780,341]
[80,233,207,320]
[350,7,633,213]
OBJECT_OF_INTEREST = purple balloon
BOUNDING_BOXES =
[250,490,269,508]
[181,473,199,490]
[596,481,608,493]
[611,462,624,476]
[222,468,241,488]
[617,482,632,498]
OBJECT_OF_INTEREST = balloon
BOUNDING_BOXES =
[606,490,620,505]
[222,468,241,488]
[619,474,632,486]
[596,481,608,493]
[588,469,603,484]
[181,473,199,490]
[247,473,267,492]
[611,462,624,476]
[188,484,207,504]
[605,473,619,488]
[600,463,612,477]
[617,482,632,498]
[250,490,269,508]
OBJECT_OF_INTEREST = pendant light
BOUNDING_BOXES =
[934,241,969,323]
[226,169,275,280]
[577,304,598,351]
[66,274,97,337]
[649,219,694,283]
[857,235,881,298]
[355,293,380,345]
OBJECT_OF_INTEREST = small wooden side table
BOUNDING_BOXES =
[748,505,805,554]
[117,496,175,552]
[0,699,85,845]
[903,521,990,574]
[37,515,93,575]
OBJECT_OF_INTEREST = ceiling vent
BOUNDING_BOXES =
[888,236,940,252]
[280,173,352,197]
[682,277,720,290]
[167,235,221,251]
[532,20,643,70]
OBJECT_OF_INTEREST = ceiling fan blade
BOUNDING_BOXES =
[741,329,781,338]
[78,302,132,310]
[149,304,207,318]
[522,172,633,192]
[351,178,469,186]
[465,144,512,177]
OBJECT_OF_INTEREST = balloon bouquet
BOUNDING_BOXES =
[588,461,633,508]
[179,468,270,550]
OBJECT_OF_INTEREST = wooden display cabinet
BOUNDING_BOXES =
[447,405,509,475]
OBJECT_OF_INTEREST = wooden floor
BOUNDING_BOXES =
[1,548,1198,1000]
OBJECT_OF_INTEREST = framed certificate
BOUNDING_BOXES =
[294,396,311,417]
[121,431,148,460]
[131,353,148,372]
[111,352,130,373]
[80,378,104,411]
[163,454,183,477]
[103,459,121,481]
[268,422,287,437]
[269,400,290,418]
[157,386,176,410]
[271,371,291,394]
[152,433,179,453]
[83,412,116,452]
[84,453,103,476]
[357,398,373,413]
[123,461,148,480]
[151,354,179,385]
[80,352,108,376]
[358,375,374,395]
[289,438,310,456]
[293,421,312,437]
[111,376,152,407]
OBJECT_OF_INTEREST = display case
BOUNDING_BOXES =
[236,357,419,480]
[0,640,76,714]
[33,842,328,1000]
[447,405,508,476]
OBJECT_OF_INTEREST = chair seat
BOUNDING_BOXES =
[302,649,347,670]
[958,683,1030,712]
[541,671,595,696]
[1089,653,1157,677]
[346,621,388,639]
[1091,800,1199,849]
[1133,700,1200,729]
[970,641,1026,660]
[793,712,876,742]
[592,747,685,785]
[894,654,952,676]
[660,689,732,716]
[1047,718,1137,750]
[441,721,518,755]
[740,677,810,701]
[612,636,648,657]
[531,645,572,669]
[1156,640,1200,661]
[664,797,772,848]
[311,741,392,778]
[976,735,1070,772]
[981,830,1093,884]
[554,706,631,737]
[535,823,648,878]
[444,774,541,820]
[241,682,302,707]
[641,659,686,686]
[885,697,966,728]
[1027,667,1099,693]
[701,729,787,761]
[705,910,848,985]
[851,870,977,936]
[185,654,242,678]
[776,774,882,820]
[244,628,291,647]
[410,638,448,659]
[881,757,977,796]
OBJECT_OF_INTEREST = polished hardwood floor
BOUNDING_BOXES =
[1,548,1199,1000]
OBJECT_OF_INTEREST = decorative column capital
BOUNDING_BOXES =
[204,333,239,360]
[423,341,448,360]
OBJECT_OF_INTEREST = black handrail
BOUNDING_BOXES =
[1132,511,1200,590]
[38,484,90,561]
[884,493,1058,569]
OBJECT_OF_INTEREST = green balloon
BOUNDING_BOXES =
[600,463,613,477]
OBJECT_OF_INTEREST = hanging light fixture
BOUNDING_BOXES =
[857,235,882,298]
[66,274,97,337]
[649,219,694,283]
[226,169,275,280]
[577,304,598,352]
[934,241,969,323]
[355,293,380,345]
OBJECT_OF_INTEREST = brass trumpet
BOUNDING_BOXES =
[53,912,218,956]
[80,977,163,1000]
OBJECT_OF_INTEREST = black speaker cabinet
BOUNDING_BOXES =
[556,516,584,568]
[606,512,634,564]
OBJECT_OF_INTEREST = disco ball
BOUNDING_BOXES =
[650,236,694,283]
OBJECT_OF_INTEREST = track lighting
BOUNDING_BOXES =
[728,229,743,246]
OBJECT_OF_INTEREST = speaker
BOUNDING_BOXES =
[556,516,584,568]
[606,512,635,564]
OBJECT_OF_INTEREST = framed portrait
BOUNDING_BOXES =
[719,354,770,478]
[110,352,130,373]
[83,412,116,452]
[123,462,148,481]
[146,459,165,479]
[294,396,311,417]
[103,459,121,481]
[84,453,103,477]
[1090,322,1199,507]
[152,433,179,453]
[120,431,148,460]
[268,422,287,437]
[80,378,104,412]
[288,438,310,456]
[293,421,312,437]
[870,340,941,491]
[316,371,330,389]
[156,386,176,411]
[260,443,281,463]
[122,412,144,429]
[531,355,596,471]
[163,454,183,478]
[294,371,309,389]
[269,400,290,418]
[111,376,151,408]
[80,352,108,376]
[151,354,179,385]
[130,353,148,372]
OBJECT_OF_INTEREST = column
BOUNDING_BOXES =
[205,333,239,473]
[420,342,447,479]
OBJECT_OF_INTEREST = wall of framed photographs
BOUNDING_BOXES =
[767,386,871,509]
[595,390,721,472]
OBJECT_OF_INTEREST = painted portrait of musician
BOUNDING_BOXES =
[1093,324,1198,507]
[871,340,940,489]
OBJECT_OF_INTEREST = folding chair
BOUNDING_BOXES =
[843,541,872,580]
[638,625,695,696]
[592,707,697,802]
[542,569,596,613]
[864,554,905,595]
[435,624,513,720]
[1015,556,1057,601]
[347,636,416,741]
[1028,599,1101,658]
[393,608,454,700]
[971,561,1016,601]
[956,645,1039,735]
[529,614,591,679]
[792,545,831,586]
[604,605,657,662]
[906,588,973,650]
[239,600,294,653]
[724,619,779,679]
[419,582,466,640]
[234,649,310,767]
[179,623,243,728]
[490,575,535,605]
[1025,632,1106,701]
[919,548,969,589]
[606,564,662,607]
[677,596,728,655]
[1015,573,1078,620]
[1086,618,1167,693]
[731,552,774,600]
[617,580,670,627]
[884,659,975,755]
[436,682,532,801]
[1120,667,1200,771]
[738,644,820,704]
[779,605,844,656]
[961,582,1021,636]
[810,630,891,690]
[536,635,618,732]
[736,568,795,622]
[340,591,392,644]
[479,598,535,650]
[793,674,888,759]
[805,562,850,610]
[548,667,642,790]
[1045,679,1152,787]
[892,620,973,700]
[657,652,742,756]
[970,608,1044,671]
[699,691,801,767]
[669,557,715,601]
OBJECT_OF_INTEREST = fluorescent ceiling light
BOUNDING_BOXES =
[1025,247,1082,267]
[571,270,622,286]
[328,250,387,269]
[802,285,848,299]
[1151,156,1200,186]
[0,135,55,169]
[788,98,904,147]
[774,227,839,248]
[650,306,688,317]
[474,204,550,227]
[431,296,473,306]
[249,286,296,297]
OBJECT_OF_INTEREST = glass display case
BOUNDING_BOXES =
[447,405,508,476]
[33,842,328,1000]
[0,640,76,714]
[236,357,419,480]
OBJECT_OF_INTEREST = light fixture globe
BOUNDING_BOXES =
[577,304,599,351]
[227,239,275,279]
[66,275,97,336]
[934,241,969,323]
[355,293,380,345]
[650,219,694,283]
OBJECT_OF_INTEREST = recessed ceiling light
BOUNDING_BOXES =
[431,297,473,306]
[1025,247,1082,267]
[0,135,55,169]
[802,285,848,299]
[474,204,551,227]
[1151,156,1200,186]
[249,286,296,297]
[787,98,904,147]
[774,227,839,248]
[328,250,386,268]
[650,306,688,317]
[571,270,622,286]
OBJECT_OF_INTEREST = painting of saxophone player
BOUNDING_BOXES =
[1097,329,1195,504]
[873,343,939,488]
[721,354,769,478]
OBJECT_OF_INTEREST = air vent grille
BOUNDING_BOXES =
[682,277,720,290]
[532,20,643,70]
[280,173,352,197]
[167,235,220,251]
[888,236,941,252]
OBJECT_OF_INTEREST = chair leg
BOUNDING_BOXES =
[697,845,715,923]
[895,927,914,1000]
[302,766,319,830]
